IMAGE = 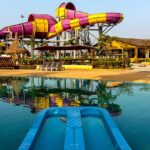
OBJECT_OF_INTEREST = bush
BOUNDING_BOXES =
[93,58,130,69]
[19,58,43,65]
[19,65,36,69]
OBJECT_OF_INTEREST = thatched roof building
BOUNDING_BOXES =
[94,37,150,60]
[0,42,6,53]
[116,38,150,48]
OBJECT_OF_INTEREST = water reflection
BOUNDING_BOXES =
[139,83,150,92]
[1,77,150,150]
[96,81,121,116]
[0,77,149,116]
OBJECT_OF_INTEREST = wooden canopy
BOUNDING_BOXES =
[4,37,27,55]
[5,49,27,54]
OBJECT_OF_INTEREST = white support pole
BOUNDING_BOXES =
[73,50,76,59]
[56,50,60,59]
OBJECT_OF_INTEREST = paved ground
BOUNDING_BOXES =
[0,67,149,83]
[131,63,150,71]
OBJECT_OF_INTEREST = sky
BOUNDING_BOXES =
[0,0,150,39]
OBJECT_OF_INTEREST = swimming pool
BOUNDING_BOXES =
[0,77,150,150]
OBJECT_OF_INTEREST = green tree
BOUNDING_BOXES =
[97,34,118,56]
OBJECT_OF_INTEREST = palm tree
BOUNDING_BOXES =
[97,34,117,56]
[97,35,108,55]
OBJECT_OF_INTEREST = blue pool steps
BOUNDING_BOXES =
[18,107,131,150]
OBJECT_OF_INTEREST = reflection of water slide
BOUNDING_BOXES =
[33,94,81,109]
[0,2,123,39]
[49,94,80,107]
[33,94,68,109]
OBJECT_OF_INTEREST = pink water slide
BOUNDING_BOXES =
[0,2,123,39]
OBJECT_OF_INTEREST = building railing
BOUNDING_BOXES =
[0,57,16,68]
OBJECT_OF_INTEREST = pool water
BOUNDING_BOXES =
[0,77,150,150]
[113,86,150,150]
[0,101,36,150]
[82,116,115,150]
[33,117,66,150]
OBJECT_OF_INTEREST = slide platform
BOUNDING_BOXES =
[18,107,131,150]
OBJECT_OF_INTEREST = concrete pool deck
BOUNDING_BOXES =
[0,68,150,83]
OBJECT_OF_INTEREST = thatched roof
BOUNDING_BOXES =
[5,48,27,54]
[0,42,5,47]
[116,38,150,48]
[4,37,28,55]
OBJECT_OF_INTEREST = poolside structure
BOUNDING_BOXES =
[0,34,29,68]
[33,45,96,68]
[18,107,131,150]
[94,37,150,61]
[0,42,5,54]
[4,37,27,56]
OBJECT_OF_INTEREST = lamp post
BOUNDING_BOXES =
[21,15,24,39]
